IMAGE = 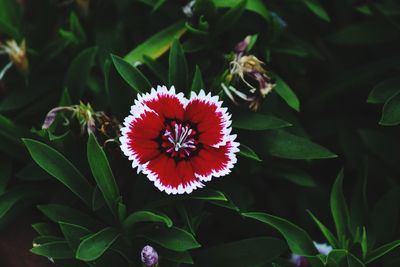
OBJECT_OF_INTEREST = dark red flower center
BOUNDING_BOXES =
[160,120,199,159]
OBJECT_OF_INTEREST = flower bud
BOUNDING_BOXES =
[141,245,158,267]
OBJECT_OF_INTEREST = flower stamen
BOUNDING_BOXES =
[162,121,197,158]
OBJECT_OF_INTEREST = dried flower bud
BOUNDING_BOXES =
[0,39,29,79]
[182,0,195,18]
[234,35,251,54]
[42,107,70,129]
[226,52,275,111]
[141,245,158,267]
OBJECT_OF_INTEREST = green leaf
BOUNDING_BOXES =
[326,249,348,266]
[215,0,247,35]
[138,225,201,251]
[32,223,59,236]
[76,227,120,261]
[380,91,400,126]
[238,143,262,162]
[191,65,205,93]
[122,210,173,231]
[191,188,228,201]
[365,240,400,264]
[23,139,93,207]
[367,77,400,104]
[70,12,86,42]
[37,204,100,230]
[233,112,291,130]
[143,55,168,83]
[307,210,339,248]
[87,134,120,217]
[261,130,337,160]
[111,54,150,93]
[303,0,330,22]
[64,47,98,102]
[59,222,91,250]
[124,21,187,65]
[193,237,286,267]
[168,39,189,93]
[242,212,317,255]
[214,0,270,22]
[274,77,300,111]
[60,12,86,44]
[31,241,74,259]
[347,253,365,267]
[361,227,368,260]
[330,169,350,247]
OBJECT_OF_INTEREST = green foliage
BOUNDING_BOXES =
[23,139,94,207]
[111,54,149,93]
[0,0,399,266]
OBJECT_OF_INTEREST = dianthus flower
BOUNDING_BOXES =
[120,86,239,194]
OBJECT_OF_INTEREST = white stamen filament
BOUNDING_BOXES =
[163,123,196,154]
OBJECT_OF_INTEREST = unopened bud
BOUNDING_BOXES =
[141,245,158,267]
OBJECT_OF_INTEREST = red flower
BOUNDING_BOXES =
[120,86,239,194]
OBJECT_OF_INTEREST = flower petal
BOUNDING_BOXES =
[133,85,186,121]
[185,90,232,147]
[191,135,240,181]
[120,107,164,167]
[143,154,204,194]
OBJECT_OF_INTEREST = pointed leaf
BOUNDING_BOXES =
[238,143,262,162]
[87,134,120,216]
[303,0,330,22]
[124,21,186,65]
[31,241,74,259]
[380,91,400,126]
[368,77,400,104]
[143,55,168,83]
[76,227,120,261]
[261,130,337,160]
[23,139,93,207]
[347,253,365,267]
[138,225,200,251]
[37,204,100,230]
[191,65,205,93]
[242,212,317,255]
[330,169,350,246]
[233,112,291,130]
[307,210,339,248]
[111,54,150,93]
[168,39,188,93]
[366,240,400,264]
[122,210,173,231]
[274,77,300,111]
[59,222,91,249]
[65,47,98,101]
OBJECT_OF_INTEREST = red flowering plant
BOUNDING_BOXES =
[119,86,239,194]
[1,1,400,267]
